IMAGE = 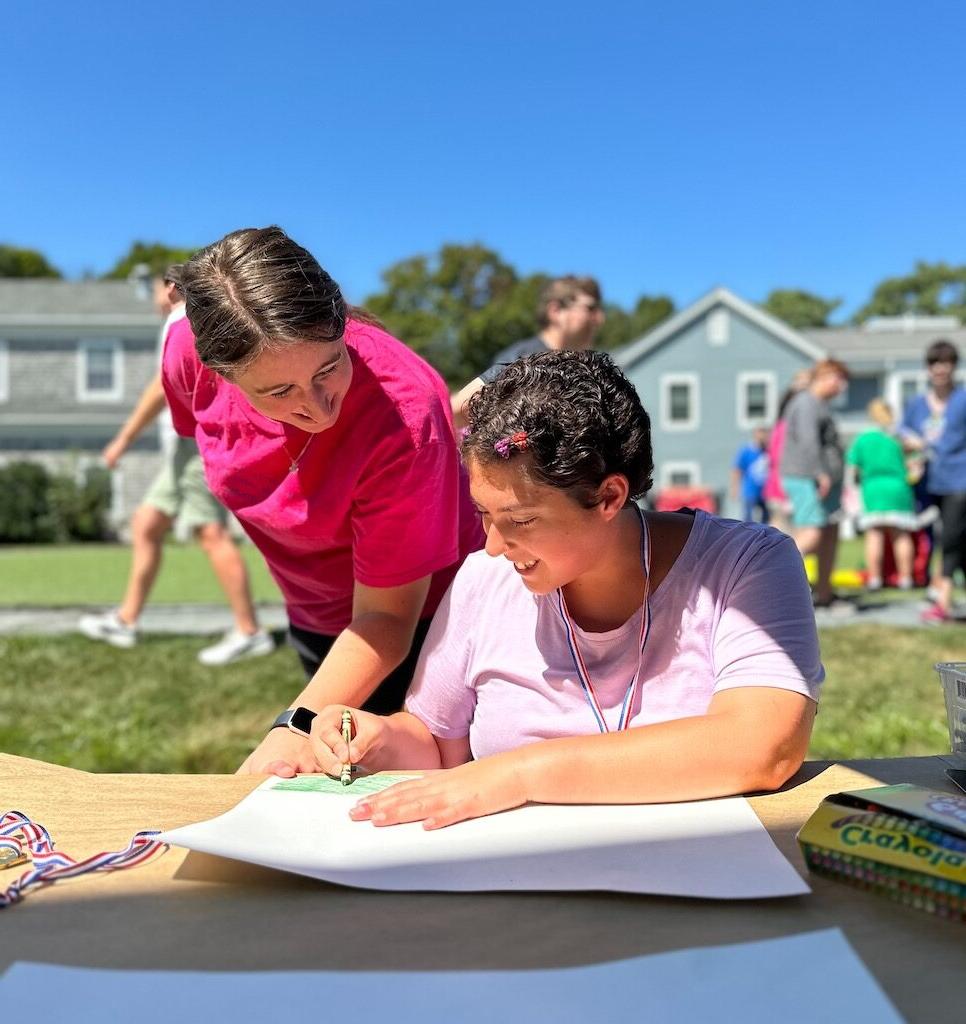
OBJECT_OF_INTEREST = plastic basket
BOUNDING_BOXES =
[935,662,966,758]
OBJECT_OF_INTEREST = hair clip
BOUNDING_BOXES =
[494,431,529,458]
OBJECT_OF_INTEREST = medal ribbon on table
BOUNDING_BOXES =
[0,810,167,909]
[554,506,652,733]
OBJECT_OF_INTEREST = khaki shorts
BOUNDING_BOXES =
[142,437,227,532]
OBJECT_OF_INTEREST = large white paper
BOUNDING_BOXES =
[0,929,903,1023]
[158,774,809,898]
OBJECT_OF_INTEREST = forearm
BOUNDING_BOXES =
[515,703,812,806]
[294,612,416,710]
[115,375,168,446]
[369,712,443,771]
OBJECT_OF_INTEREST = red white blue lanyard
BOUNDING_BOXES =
[554,506,652,733]
[0,810,167,909]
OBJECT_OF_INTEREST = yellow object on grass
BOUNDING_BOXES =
[803,555,864,590]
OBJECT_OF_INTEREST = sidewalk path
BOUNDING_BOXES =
[0,598,958,635]
[0,604,290,637]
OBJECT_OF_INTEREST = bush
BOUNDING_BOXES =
[0,461,112,543]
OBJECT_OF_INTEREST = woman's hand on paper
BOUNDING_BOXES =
[309,706,386,776]
[349,755,529,830]
[236,729,320,777]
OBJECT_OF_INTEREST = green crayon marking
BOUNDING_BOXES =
[271,773,419,796]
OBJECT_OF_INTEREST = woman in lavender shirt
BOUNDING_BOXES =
[309,351,824,828]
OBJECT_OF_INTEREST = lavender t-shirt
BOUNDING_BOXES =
[405,511,824,760]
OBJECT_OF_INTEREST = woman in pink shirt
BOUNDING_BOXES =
[165,227,482,775]
[308,351,824,828]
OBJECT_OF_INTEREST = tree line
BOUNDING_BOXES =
[2,241,964,384]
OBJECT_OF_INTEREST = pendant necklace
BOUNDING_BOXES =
[283,430,315,473]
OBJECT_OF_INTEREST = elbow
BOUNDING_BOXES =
[745,741,808,793]
[754,754,804,793]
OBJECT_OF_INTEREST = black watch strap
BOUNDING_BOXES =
[271,707,317,737]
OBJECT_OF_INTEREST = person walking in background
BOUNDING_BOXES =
[901,339,966,624]
[846,399,917,591]
[780,359,850,607]
[762,369,812,533]
[731,427,770,523]
[450,276,605,428]
[79,266,274,665]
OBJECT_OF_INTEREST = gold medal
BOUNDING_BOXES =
[0,846,29,870]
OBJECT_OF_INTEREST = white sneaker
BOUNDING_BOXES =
[78,610,137,649]
[198,628,275,666]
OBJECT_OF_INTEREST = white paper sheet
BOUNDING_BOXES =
[158,774,809,898]
[0,929,904,1023]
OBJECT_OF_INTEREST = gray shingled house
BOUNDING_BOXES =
[614,287,966,516]
[0,272,164,529]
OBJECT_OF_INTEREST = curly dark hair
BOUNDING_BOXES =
[463,350,653,505]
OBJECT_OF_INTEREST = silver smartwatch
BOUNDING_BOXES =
[271,707,317,737]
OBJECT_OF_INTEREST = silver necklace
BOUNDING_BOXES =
[283,431,315,473]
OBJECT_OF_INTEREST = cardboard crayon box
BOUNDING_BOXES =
[797,784,966,921]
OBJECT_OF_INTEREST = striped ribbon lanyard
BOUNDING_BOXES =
[555,506,652,732]
[0,810,167,909]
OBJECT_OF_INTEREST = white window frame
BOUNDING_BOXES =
[707,308,730,346]
[0,340,8,402]
[885,370,927,416]
[735,371,777,429]
[660,372,700,432]
[660,461,701,488]
[77,338,124,403]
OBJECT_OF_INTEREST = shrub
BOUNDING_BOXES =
[0,461,112,543]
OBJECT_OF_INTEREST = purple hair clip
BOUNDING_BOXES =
[494,431,529,458]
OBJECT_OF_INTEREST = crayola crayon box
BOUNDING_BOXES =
[797,784,966,921]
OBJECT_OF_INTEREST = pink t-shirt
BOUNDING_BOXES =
[162,317,484,634]
[405,510,823,759]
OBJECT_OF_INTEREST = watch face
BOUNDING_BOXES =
[289,706,317,736]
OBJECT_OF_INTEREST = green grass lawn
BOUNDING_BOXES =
[0,538,961,774]
[0,625,959,774]
[0,542,282,605]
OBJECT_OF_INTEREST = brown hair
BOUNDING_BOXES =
[926,338,959,366]
[537,275,602,327]
[812,358,850,381]
[181,226,376,376]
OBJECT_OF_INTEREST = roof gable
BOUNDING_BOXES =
[613,286,826,369]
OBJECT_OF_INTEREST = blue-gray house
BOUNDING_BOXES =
[614,286,966,517]
[614,287,824,513]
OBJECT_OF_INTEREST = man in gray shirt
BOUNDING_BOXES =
[450,275,604,428]
[780,359,850,606]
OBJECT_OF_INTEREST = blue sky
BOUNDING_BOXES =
[3,1,964,320]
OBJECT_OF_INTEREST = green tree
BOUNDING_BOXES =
[365,243,675,385]
[0,244,62,278]
[364,244,526,384]
[597,295,675,350]
[762,289,841,329]
[102,242,197,280]
[853,261,966,323]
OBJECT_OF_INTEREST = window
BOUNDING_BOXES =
[660,373,700,431]
[77,339,123,402]
[661,461,700,488]
[707,308,730,346]
[886,371,927,416]
[735,372,776,428]
[0,341,8,402]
